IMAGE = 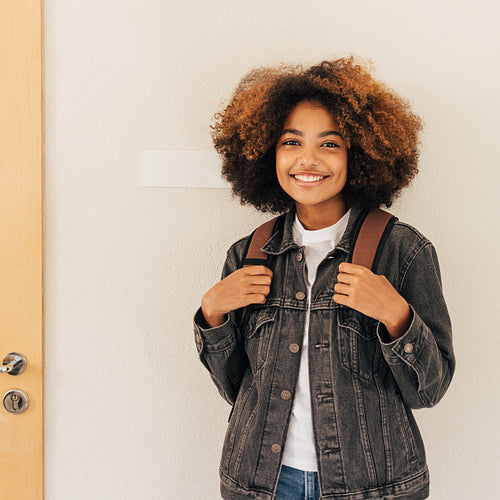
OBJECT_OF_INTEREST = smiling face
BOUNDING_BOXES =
[275,101,348,229]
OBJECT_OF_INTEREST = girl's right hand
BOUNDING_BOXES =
[201,266,273,328]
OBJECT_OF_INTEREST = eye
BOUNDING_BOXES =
[321,141,340,148]
[282,139,300,146]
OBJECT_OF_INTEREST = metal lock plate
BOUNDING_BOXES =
[1,352,27,375]
[3,390,29,415]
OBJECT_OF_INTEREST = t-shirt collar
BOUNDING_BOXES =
[293,210,351,247]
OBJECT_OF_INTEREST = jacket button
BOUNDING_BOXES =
[404,343,414,353]
[271,444,281,454]
[289,343,300,353]
[296,251,303,262]
[295,291,306,300]
[246,323,253,333]
[280,390,292,400]
[365,324,374,334]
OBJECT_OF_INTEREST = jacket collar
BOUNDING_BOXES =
[262,205,367,256]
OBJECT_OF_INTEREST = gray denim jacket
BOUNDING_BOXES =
[194,206,455,499]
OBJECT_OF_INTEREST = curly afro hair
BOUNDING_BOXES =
[211,56,423,213]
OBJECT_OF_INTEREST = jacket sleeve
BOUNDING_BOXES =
[193,244,248,406]
[377,242,455,409]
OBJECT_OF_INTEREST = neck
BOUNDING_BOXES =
[296,200,348,230]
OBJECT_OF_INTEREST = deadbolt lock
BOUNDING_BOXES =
[3,390,29,415]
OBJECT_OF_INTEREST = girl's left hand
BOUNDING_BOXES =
[333,262,412,341]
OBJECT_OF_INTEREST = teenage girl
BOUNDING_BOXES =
[194,57,455,500]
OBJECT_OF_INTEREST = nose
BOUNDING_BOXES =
[298,145,319,167]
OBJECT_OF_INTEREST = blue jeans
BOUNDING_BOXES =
[275,465,320,500]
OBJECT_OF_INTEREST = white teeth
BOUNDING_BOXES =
[293,174,325,182]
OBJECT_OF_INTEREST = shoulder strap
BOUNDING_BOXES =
[238,216,279,329]
[350,208,397,270]
[242,216,280,268]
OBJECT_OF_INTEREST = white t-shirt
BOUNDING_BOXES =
[281,209,350,471]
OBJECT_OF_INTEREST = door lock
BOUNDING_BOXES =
[0,353,27,375]
[3,390,29,414]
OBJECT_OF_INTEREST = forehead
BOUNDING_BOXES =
[282,101,341,130]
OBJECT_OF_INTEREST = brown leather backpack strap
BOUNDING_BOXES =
[238,216,279,329]
[351,208,397,270]
[242,217,280,267]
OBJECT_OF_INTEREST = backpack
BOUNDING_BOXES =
[240,208,398,324]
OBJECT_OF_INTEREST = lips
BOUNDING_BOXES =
[290,172,329,187]
[292,174,327,182]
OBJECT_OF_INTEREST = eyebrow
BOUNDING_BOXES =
[280,128,344,139]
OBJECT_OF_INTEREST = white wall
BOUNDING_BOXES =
[44,1,500,498]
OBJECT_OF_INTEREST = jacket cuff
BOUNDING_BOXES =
[377,304,425,367]
[193,308,237,354]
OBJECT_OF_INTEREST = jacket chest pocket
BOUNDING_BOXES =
[243,307,277,374]
[336,308,384,380]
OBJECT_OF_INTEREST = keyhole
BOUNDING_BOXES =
[3,390,28,415]
[11,393,19,411]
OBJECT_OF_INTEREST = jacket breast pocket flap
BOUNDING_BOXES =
[243,307,278,373]
[243,307,277,338]
[337,308,384,380]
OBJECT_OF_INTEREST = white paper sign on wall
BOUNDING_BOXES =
[140,150,230,188]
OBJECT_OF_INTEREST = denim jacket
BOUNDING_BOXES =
[194,206,455,499]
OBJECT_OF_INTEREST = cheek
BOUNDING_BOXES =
[275,153,288,185]
[337,157,348,179]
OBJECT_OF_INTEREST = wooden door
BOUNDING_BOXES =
[0,0,44,498]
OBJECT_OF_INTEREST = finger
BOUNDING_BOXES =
[247,285,271,296]
[338,262,368,274]
[333,293,349,305]
[244,265,273,277]
[336,272,354,285]
[334,283,351,296]
[246,294,268,305]
[248,275,273,286]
